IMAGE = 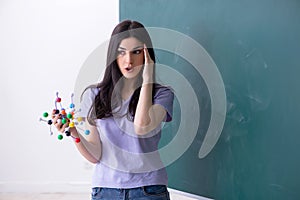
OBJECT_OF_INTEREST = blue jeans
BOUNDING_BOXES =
[91,185,170,200]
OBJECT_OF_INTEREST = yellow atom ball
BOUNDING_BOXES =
[69,122,75,128]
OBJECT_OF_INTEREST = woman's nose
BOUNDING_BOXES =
[124,52,133,64]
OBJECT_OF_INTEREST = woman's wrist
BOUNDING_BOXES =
[142,63,154,84]
[70,127,79,137]
[142,71,153,85]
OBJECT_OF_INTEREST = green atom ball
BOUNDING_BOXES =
[67,113,73,119]
[58,134,63,140]
[61,118,67,124]
[43,112,49,118]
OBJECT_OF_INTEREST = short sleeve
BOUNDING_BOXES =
[153,86,174,122]
[77,87,99,118]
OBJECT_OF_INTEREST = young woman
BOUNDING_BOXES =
[53,20,174,200]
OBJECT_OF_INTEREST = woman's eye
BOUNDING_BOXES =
[117,50,126,56]
[133,49,142,54]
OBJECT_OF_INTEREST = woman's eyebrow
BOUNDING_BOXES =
[132,46,144,50]
[118,46,144,50]
[118,47,126,50]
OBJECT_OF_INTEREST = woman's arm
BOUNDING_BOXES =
[134,45,167,135]
[71,121,102,163]
[53,115,102,164]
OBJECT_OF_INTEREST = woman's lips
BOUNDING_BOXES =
[125,66,133,72]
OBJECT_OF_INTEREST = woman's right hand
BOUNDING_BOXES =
[50,110,101,163]
[52,113,70,134]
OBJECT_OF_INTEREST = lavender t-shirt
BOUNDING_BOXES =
[79,85,174,188]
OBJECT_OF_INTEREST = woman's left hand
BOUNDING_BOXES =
[143,44,154,84]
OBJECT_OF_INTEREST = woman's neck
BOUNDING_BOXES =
[121,78,138,100]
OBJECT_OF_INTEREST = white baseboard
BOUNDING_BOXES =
[0,181,213,200]
[168,188,213,200]
[0,181,91,193]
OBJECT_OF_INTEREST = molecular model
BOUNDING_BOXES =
[39,92,90,143]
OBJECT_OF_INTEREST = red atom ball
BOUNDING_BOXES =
[75,138,81,143]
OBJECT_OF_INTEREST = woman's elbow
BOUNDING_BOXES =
[88,155,101,164]
[89,159,98,164]
[134,123,150,135]
[133,116,152,135]
[134,121,158,135]
[134,126,145,135]
[90,159,99,164]
[88,151,102,164]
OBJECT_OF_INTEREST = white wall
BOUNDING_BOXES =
[0,2,211,199]
[0,0,118,192]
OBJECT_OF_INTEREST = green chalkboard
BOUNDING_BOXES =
[120,0,300,199]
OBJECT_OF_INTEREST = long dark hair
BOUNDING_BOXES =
[85,20,156,124]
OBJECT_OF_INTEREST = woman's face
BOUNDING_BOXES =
[116,37,144,79]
